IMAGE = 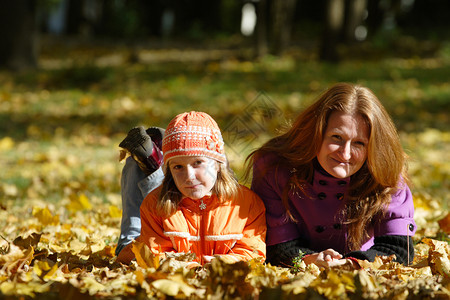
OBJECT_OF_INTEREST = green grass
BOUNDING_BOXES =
[0,39,448,210]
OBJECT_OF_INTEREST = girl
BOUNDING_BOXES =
[246,83,416,268]
[118,111,267,265]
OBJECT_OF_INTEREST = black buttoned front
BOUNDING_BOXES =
[318,192,327,200]
[315,226,325,233]
[338,180,347,186]
[319,180,327,186]
[336,193,344,201]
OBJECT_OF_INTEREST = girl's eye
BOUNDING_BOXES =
[194,160,204,166]
[172,165,183,170]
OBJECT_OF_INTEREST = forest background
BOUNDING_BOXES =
[0,0,448,299]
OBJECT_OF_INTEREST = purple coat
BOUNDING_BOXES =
[252,153,416,254]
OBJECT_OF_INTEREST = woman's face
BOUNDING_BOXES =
[169,156,219,199]
[317,111,369,178]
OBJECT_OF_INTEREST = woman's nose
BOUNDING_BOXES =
[340,142,352,161]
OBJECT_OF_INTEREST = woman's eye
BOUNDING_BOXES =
[332,135,342,141]
[354,141,366,147]
[172,165,182,170]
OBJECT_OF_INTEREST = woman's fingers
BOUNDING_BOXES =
[322,249,342,259]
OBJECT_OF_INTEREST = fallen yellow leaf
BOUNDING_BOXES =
[109,205,122,218]
[152,278,196,297]
[32,207,59,226]
[437,212,450,234]
[67,193,92,212]
[131,240,160,269]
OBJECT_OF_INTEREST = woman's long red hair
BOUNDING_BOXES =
[246,83,408,251]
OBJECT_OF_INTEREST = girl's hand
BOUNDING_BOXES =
[202,254,239,264]
[203,255,215,263]
[302,248,343,268]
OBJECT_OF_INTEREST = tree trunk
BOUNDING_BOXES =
[366,0,383,36]
[271,0,297,56]
[320,0,345,62]
[255,0,269,57]
[66,0,84,35]
[343,0,367,42]
[0,0,38,70]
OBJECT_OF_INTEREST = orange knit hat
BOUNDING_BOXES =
[162,111,226,164]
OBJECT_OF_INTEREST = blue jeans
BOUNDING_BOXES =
[115,156,164,255]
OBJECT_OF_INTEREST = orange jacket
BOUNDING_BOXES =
[139,185,266,264]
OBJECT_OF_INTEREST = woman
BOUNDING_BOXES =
[247,83,416,268]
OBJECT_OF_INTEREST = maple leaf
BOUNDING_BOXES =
[438,212,450,234]
[81,276,108,296]
[32,207,59,226]
[0,281,51,297]
[152,278,196,297]
[108,205,122,218]
[13,232,42,249]
[310,269,356,299]
[1,246,34,275]
[131,240,160,269]
[0,243,25,265]
[203,257,257,298]
[67,193,92,212]
[33,259,61,282]
[422,238,450,279]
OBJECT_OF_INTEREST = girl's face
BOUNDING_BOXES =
[169,156,219,199]
[317,111,369,179]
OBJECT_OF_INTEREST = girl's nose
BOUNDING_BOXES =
[185,165,196,180]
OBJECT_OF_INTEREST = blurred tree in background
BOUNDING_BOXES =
[0,0,39,70]
[1,0,449,70]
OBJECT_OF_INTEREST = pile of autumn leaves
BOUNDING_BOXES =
[0,197,449,299]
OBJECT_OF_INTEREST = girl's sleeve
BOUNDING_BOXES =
[139,192,176,255]
[226,190,267,261]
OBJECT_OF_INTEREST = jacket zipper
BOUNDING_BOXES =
[199,208,206,264]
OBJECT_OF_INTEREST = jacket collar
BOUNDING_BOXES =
[179,194,220,212]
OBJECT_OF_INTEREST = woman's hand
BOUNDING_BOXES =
[302,248,344,268]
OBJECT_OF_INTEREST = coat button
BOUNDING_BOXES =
[409,224,414,232]
[338,180,347,186]
[336,193,344,201]
[316,226,325,233]
[318,192,327,200]
[333,223,342,230]
[319,180,327,185]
